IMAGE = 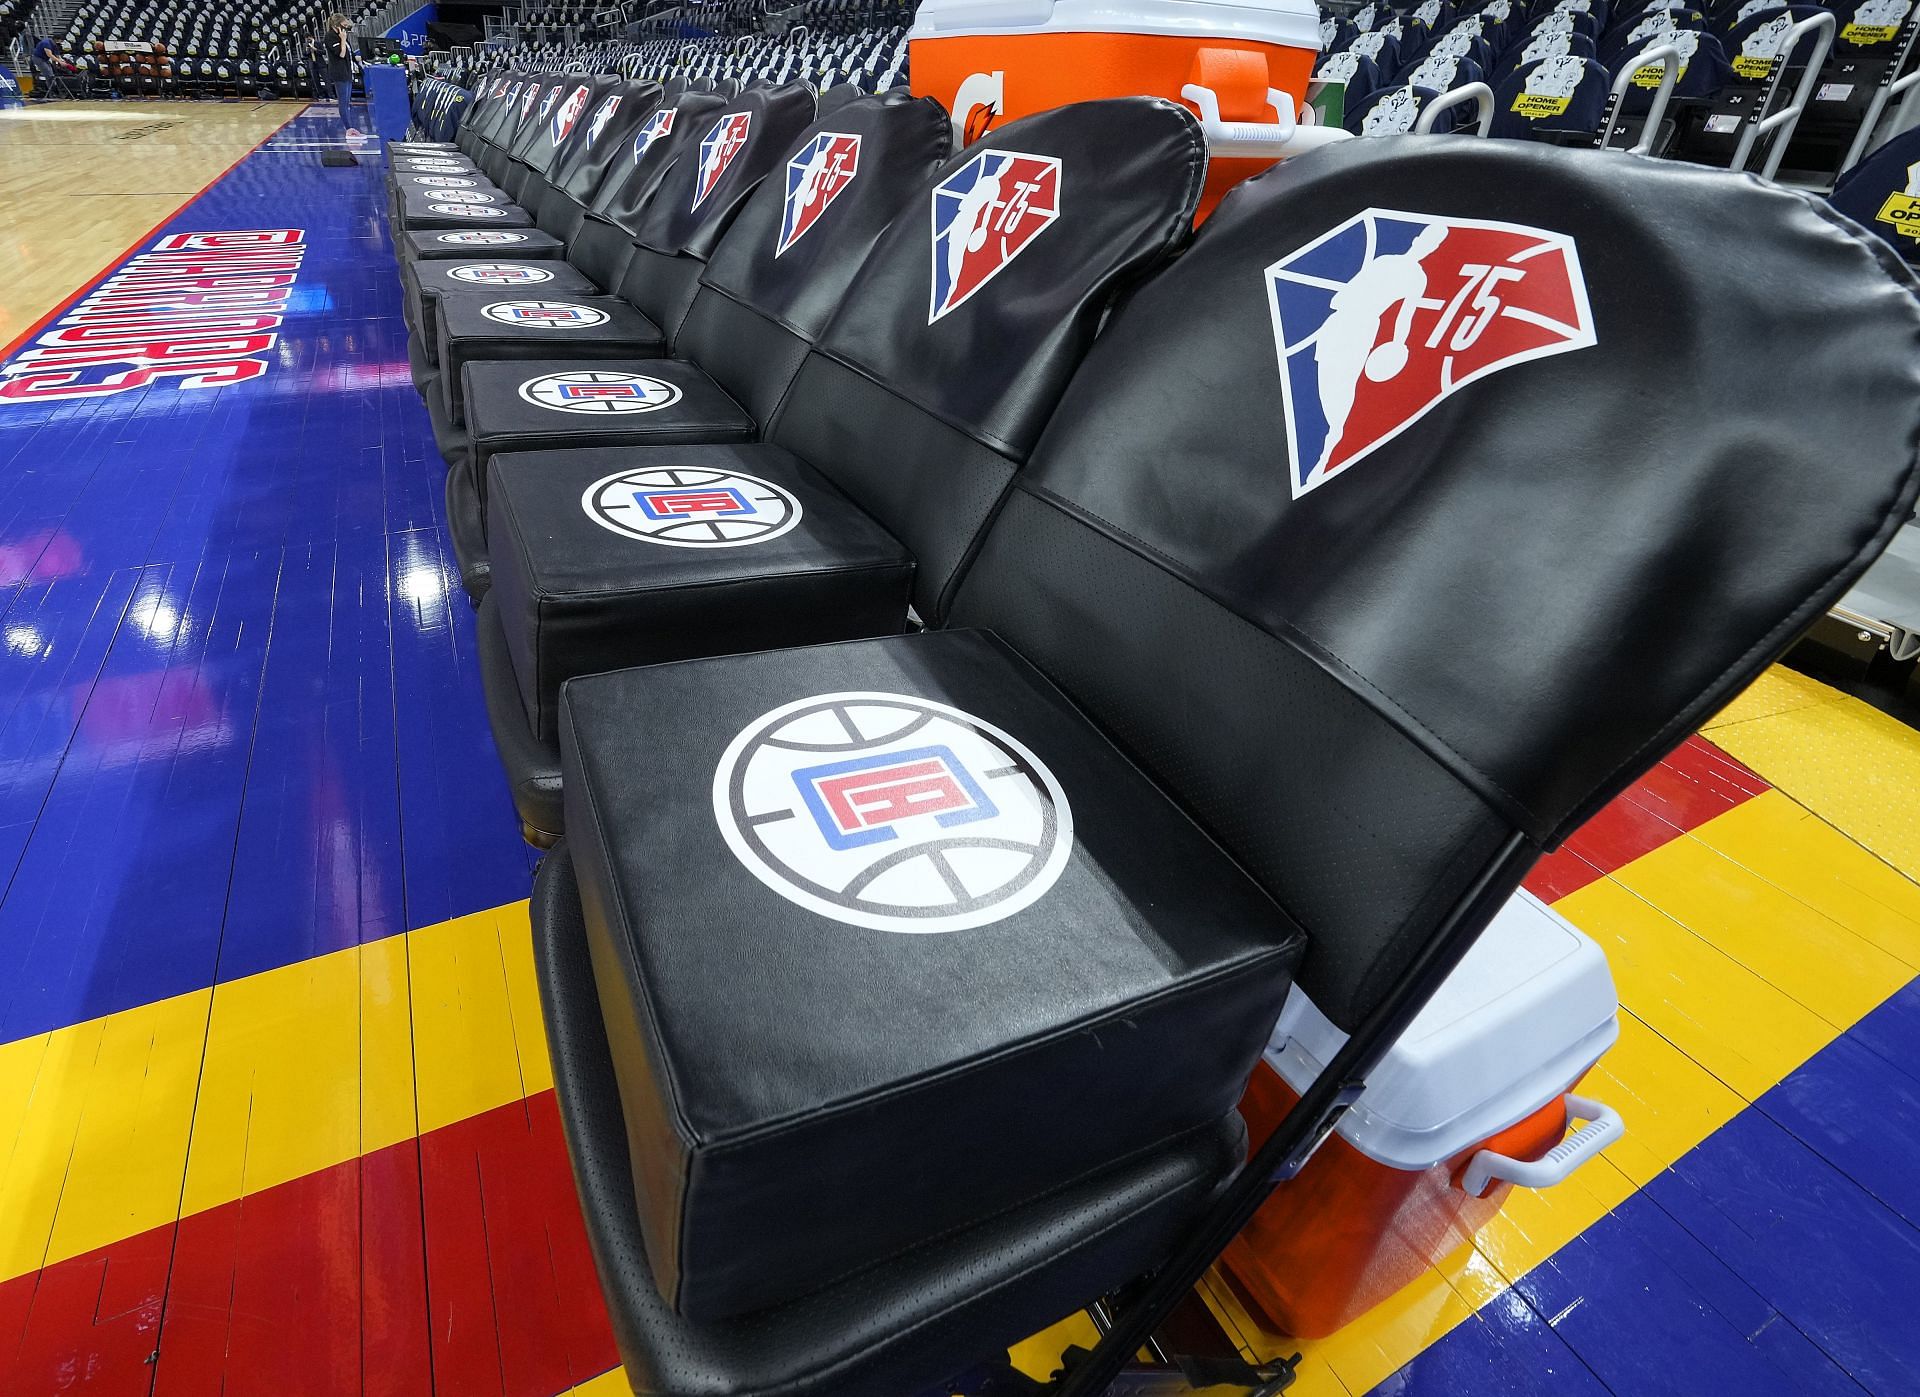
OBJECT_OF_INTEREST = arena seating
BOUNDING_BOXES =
[373,23,1920,1394]
[40,0,400,97]
[1833,116,1920,258]
[1312,0,1915,174]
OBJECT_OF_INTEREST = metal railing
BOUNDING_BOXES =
[1730,10,1837,178]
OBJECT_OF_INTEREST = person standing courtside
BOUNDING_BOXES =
[320,13,362,140]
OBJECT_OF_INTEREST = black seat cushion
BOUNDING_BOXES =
[434,295,667,427]
[399,198,537,231]
[388,163,484,189]
[489,442,914,742]
[532,841,1249,1397]
[402,227,567,261]
[558,627,1304,1320]
[391,175,499,209]
[404,260,600,361]
[463,357,758,470]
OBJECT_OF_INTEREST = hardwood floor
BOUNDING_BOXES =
[0,99,301,349]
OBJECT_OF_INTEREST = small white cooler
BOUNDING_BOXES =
[1223,891,1624,1338]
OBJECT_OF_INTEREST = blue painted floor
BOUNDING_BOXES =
[2,101,1919,1397]
[0,107,536,1050]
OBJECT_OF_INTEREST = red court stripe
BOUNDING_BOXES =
[0,1091,617,1396]
[1523,736,1769,902]
[0,102,308,364]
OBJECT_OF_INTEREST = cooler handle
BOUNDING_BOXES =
[1460,1095,1623,1199]
[1180,83,1353,160]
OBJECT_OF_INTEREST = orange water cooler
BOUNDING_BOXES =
[908,0,1348,218]
[1223,891,1625,1339]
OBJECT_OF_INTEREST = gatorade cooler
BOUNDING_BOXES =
[909,0,1334,218]
[1222,891,1624,1339]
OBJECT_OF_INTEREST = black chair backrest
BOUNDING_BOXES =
[506,76,571,164]
[520,74,606,186]
[616,81,820,342]
[550,79,664,205]
[677,90,952,429]
[541,75,625,190]
[477,72,526,142]
[948,139,1920,1031]
[768,96,1207,624]
[591,88,728,228]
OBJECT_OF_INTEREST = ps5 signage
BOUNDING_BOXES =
[383,2,436,54]
[0,228,309,403]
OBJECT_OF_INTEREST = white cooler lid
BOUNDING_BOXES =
[908,0,1322,51]
[1266,890,1619,1171]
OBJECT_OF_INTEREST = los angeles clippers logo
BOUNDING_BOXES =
[480,300,609,327]
[714,693,1074,932]
[585,93,622,145]
[927,150,1061,323]
[582,465,801,547]
[550,84,590,144]
[521,370,680,413]
[776,132,861,257]
[632,108,675,163]
[447,263,552,285]
[1265,209,1595,499]
[692,112,753,209]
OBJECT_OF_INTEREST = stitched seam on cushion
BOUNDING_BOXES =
[492,478,553,735]
[754,1120,1234,1396]
[561,712,702,1297]
[547,557,911,603]
[703,943,1295,1151]
[1017,481,1537,831]
[722,1108,1240,1317]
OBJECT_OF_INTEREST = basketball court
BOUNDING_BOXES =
[0,100,299,349]
[0,79,1918,1397]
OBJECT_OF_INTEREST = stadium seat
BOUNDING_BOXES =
[473,97,1206,842]
[398,80,667,360]
[430,84,815,496]
[1832,123,1920,262]
[454,92,949,562]
[1347,81,1454,133]
[532,138,1920,1397]
[1491,52,1615,138]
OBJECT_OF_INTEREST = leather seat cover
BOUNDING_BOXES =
[489,442,914,740]
[768,97,1206,623]
[592,91,729,232]
[403,227,567,261]
[948,137,1920,1027]
[400,195,536,232]
[558,627,1304,1320]
[463,357,757,468]
[532,842,1248,1397]
[434,295,666,425]
[680,91,952,426]
[404,260,598,359]
[631,83,821,262]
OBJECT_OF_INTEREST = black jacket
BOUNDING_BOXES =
[320,29,356,84]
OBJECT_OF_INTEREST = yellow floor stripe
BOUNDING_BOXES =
[561,1368,633,1395]
[1203,764,1920,1391]
[0,900,539,1286]
[9,659,1920,1397]
[1708,668,1920,880]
